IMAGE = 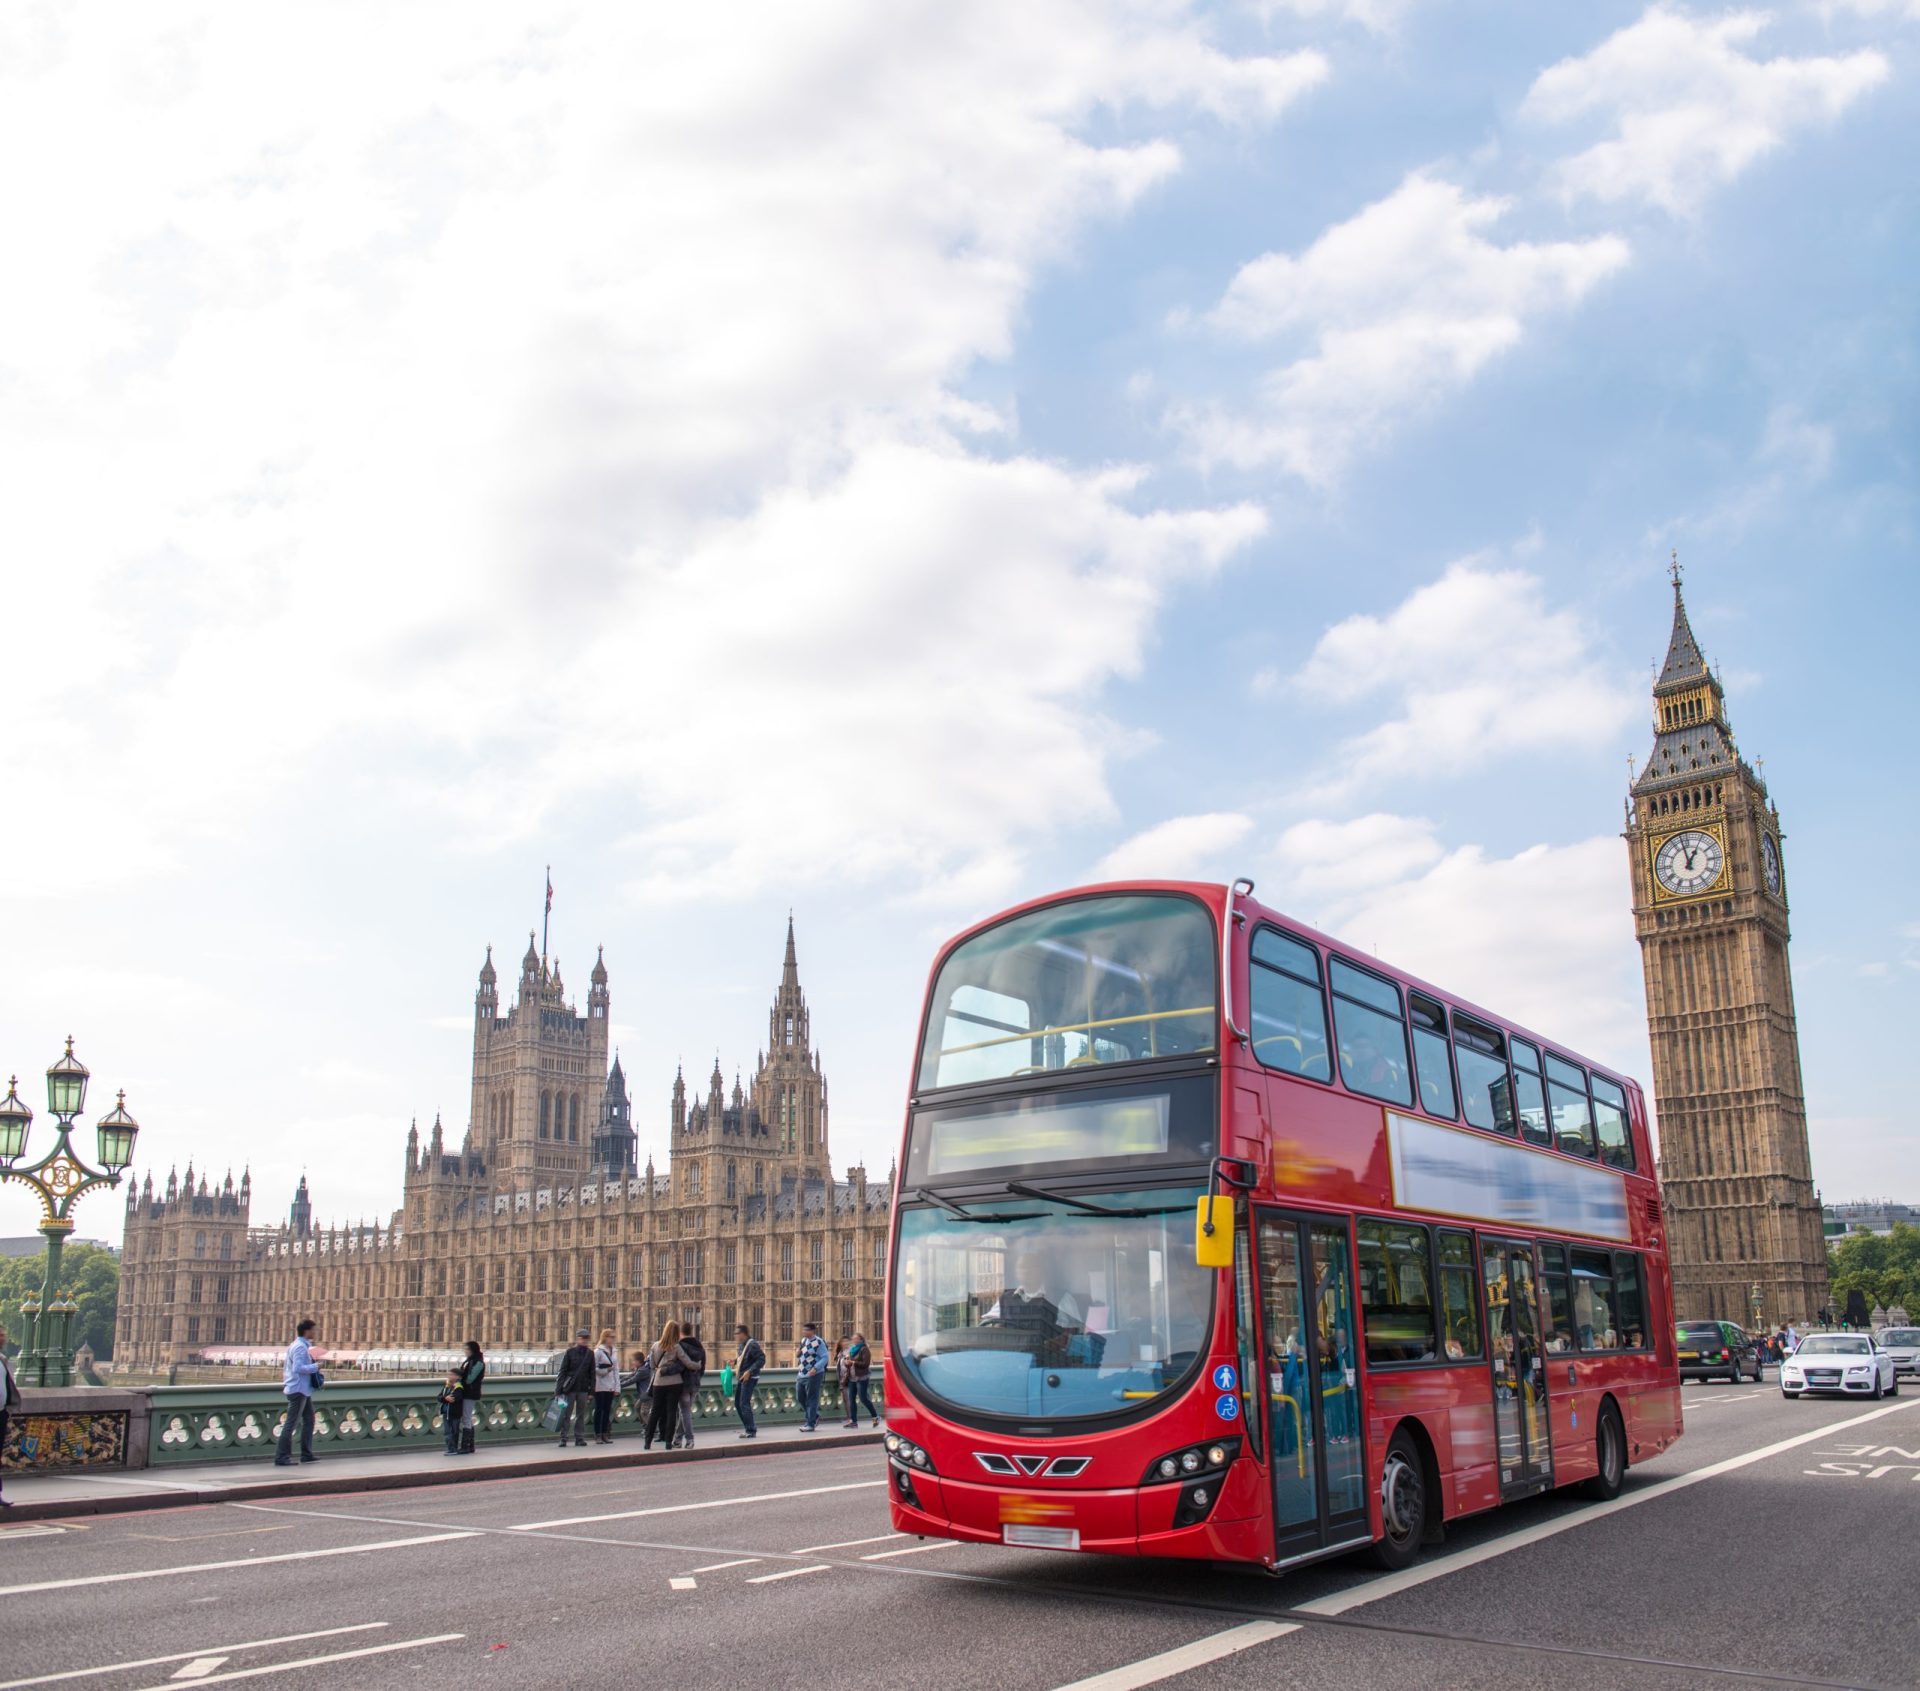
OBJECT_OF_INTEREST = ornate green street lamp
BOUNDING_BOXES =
[0,1040,140,1387]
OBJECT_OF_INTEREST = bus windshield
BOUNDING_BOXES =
[917,894,1217,1092]
[892,1184,1213,1424]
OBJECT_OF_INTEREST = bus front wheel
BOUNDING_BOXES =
[1583,1403,1626,1501]
[1370,1431,1428,1570]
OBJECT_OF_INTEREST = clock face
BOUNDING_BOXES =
[1654,828,1724,896]
[1761,834,1782,895]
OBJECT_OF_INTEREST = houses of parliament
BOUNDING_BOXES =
[112,921,893,1369]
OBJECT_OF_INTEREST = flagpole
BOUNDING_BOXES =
[542,864,551,964]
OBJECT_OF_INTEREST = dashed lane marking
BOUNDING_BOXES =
[861,1541,964,1559]
[1045,1623,1302,1691]
[688,1558,761,1572]
[0,1626,389,1689]
[746,1565,831,1584]
[669,1577,697,1591]
[0,1532,479,1599]
[167,1661,228,1682]
[792,1533,902,1553]
[513,1479,885,1531]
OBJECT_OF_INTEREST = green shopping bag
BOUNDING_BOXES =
[720,1364,736,1394]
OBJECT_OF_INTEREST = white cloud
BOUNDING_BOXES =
[1523,7,1889,214]
[1094,812,1256,881]
[1252,0,1423,32]
[1266,821,1649,1080]
[1174,175,1628,480]
[0,4,1305,903]
[1290,559,1640,798]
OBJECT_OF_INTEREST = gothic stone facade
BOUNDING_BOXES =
[1626,571,1828,1328]
[113,922,893,1368]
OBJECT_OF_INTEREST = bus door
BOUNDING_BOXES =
[1254,1211,1370,1562]
[1481,1236,1553,1495]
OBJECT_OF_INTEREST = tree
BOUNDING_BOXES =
[0,1241,120,1360]
[1828,1224,1920,1324]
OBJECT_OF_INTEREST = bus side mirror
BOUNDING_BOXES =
[1195,1196,1233,1268]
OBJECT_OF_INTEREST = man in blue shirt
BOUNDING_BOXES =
[275,1318,322,1466]
[795,1321,827,1432]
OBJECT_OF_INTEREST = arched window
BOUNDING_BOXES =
[220,1234,233,1261]
[193,1231,206,1258]
[726,1161,737,1200]
[754,1163,764,1195]
[539,1092,550,1139]
[569,1094,580,1142]
[785,1014,794,1046]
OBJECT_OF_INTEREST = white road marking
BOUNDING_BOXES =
[792,1533,902,1553]
[126,1525,298,1544]
[0,1525,66,1540]
[1045,1623,1301,1691]
[513,1479,885,1531]
[0,1532,478,1598]
[688,1558,762,1572]
[121,1635,462,1690]
[669,1577,697,1591]
[168,1661,228,1682]
[1298,1395,1920,1618]
[746,1564,831,1584]
[0,1627,388,1690]
[861,1541,963,1559]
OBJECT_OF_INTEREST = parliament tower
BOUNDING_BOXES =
[1626,564,1828,1326]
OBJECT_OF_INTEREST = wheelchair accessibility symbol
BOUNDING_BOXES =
[1211,1364,1237,1392]
[1215,1393,1241,1421]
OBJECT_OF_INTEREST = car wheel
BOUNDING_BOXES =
[1583,1403,1626,1502]
[1871,1373,1884,1401]
[1781,1389,1797,1399]
[1889,1373,1900,1398]
[1369,1431,1428,1571]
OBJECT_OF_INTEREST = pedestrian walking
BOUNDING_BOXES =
[592,1327,620,1444]
[795,1320,827,1431]
[0,1322,20,1508]
[842,1330,880,1427]
[644,1320,696,1451]
[454,1339,485,1454]
[676,1324,707,1449]
[554,1328,596,1449]
[274,1318,323,1466]
[733,1323,765,1440]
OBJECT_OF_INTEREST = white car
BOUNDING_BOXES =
[1781,1333,1900,1399]
[1878,1328,1920,1379]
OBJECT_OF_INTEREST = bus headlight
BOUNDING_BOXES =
[1142,1438,1241,1486]
[1180,1451,1202,1474]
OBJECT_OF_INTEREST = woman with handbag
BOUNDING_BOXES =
[592,1327,620,1444]
[644,1320,694,1451]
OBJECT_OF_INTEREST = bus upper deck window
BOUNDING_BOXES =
[1408,994,1457,1120]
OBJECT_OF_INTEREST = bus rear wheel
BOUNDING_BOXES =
[1370,1431,1427,1570]
[1583,1403,1626,1501]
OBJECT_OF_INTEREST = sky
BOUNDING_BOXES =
[0,1,1914,1247]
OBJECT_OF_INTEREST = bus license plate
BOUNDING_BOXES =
[1003,1524,1080,1550]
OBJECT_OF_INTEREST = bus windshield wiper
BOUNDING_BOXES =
[1004,1180,1152,1219]
[911,1187,1043,1223]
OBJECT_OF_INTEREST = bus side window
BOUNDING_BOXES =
[1546,1054,1596,1159]
[1436,1231,1482,1358]
[1612,1252,1647,1349]
[1452,1015,1514,1135]
[1590,1075,1634,1171]
[1569,1248,1619,1349]
[1510,1039,1552,1148]
[1540,1243,1574,1352]
[1408,992,1457,1120]
[1357,1219,1435,1364]
[1329,958,1413,1108]
[1249,929,1332,1082]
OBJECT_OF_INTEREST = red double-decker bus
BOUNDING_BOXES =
[883,882,1680,1572]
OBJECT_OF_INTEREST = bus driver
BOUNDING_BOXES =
[984,1249,1084,1356]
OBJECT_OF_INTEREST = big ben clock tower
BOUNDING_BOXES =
[1626,561,1829,1327]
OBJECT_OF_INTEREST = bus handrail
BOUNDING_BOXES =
[934,1004,1217,1060]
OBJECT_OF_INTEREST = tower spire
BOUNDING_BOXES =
[782,911,799,990]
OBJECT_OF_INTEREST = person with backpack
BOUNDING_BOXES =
[733,1323,765,1440]
[644,1320,696,1452]
[841,1330,879,1428]
[674,1324,707,1449]
[592,1327,621,1444]
[453,1339,486,1454]
[554,1328,596,1449]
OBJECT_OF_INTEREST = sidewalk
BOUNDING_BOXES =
[0,1420,884,1524]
